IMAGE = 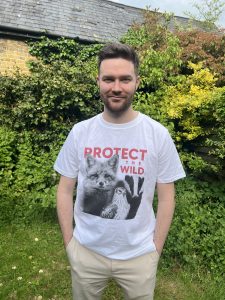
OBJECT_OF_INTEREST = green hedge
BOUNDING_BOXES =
[164,178,225,279]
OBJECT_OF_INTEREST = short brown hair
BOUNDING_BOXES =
[98,43,139,74]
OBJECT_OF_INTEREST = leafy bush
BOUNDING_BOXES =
[122,11,182,91]
[0,39,102,222]
[163,63,225,177]
[0,127,17,223]
[176,29,225,86]
[0,50,102,144]
[123,11,225,179]
[0,127,59,223]
[164,178,225,279]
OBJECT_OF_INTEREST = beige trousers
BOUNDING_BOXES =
[66,237,159,300]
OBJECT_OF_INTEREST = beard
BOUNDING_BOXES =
[100,92,135,116]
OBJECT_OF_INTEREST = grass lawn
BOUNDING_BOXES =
[0,221,224,300]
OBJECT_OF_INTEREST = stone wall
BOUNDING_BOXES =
[0,39,34,75]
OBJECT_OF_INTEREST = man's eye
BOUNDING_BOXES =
[103,79,113,83]
[122,78,131,83]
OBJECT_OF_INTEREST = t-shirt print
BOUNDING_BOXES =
[81,146,147,220]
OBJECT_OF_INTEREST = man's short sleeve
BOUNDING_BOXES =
[157,131,186,183]
[54,127,79,178]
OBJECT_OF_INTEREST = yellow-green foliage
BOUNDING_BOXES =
[124,10,225,178]
[163,62,225,175]
[139,34,182,89]
[165,63,217,140]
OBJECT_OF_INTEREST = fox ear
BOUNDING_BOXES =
[107,154,119,172]
[86,154,96,169]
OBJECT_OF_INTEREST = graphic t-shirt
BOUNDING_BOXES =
[54,113,186,259]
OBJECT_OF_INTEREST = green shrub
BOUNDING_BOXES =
[0,127,17,224]
[164,178,225,279]
[0,39,102,222]
[162,63,225,178]
[122,11,182,91]
[177,29,225,86]
[124,11,225,179]
[0,127,59,223]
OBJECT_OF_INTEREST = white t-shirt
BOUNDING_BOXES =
[54,113,186,259]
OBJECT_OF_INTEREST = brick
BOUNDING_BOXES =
[0,39,31,74]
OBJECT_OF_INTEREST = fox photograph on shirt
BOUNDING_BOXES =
[82,153,145,219]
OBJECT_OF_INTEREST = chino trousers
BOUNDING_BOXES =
[66,237,159,300]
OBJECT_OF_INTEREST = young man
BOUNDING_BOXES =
[54,43,185,300]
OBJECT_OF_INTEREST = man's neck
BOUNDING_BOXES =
[102,108,138,124]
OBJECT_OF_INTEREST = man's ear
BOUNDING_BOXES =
[135,76,140,90]
[96,75,100,87]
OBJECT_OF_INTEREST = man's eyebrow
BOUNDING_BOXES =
[102,75,115,79]
[120,75,133,79]
[102,75,133,79]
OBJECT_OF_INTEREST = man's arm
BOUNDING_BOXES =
[57,175,76,248]
[153,182,175,256]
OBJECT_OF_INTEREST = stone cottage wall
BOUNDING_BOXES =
[0,39,34,74]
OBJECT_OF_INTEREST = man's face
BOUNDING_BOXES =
[97,58,140,115]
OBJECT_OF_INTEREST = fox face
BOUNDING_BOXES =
[85,154,119,192]
[82,154,119,216]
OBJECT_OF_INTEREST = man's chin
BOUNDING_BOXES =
[105,105,131,115]
[103,100,132,115]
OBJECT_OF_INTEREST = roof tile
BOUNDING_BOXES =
[0,0,196,42]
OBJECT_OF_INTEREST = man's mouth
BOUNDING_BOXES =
[109,96,125,101]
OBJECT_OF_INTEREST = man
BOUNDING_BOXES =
[54,43,185,300]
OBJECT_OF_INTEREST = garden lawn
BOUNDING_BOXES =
[0,222,224,300]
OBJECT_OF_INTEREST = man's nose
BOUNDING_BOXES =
[112,80,122,92]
